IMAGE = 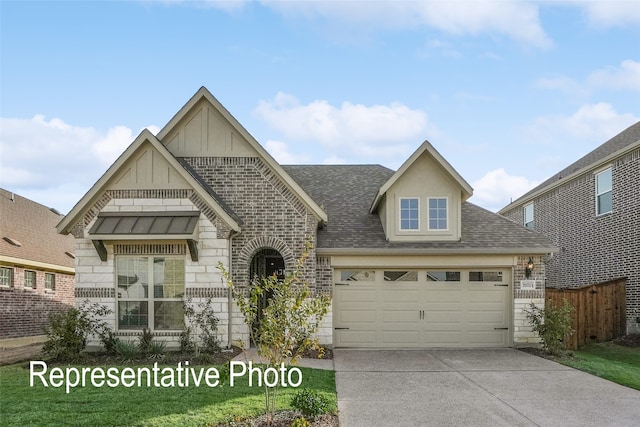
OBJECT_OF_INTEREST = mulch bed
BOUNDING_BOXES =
[218,411,338,427]
[613,333,640,347]
[519,333,640,360]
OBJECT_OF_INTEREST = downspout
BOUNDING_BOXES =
[226,230,239,350]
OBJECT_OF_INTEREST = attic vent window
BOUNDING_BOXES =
[65,251,76,259]
[3,237,22,247]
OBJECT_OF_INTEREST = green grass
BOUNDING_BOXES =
[0,362,336,426]
[558,342,640,390]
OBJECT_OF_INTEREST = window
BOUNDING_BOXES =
[384,271,418,281]
[596,168,612,215]
[427,271,460,282]
[340,270,375,281]
[45,273,55,291]
[24,270,36,288]
[469,271,503,282]
[428,198,447,230]
[524,203,534,229]
[0,267,13,287]
[400,198,419,230]
[116,256,185,330]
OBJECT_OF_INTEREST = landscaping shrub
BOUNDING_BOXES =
[43,300,114,362]
[115,340,139,362]
[148,340,167,360]
[525,299,575,356]
[291,388,330,419]
[138,328,154,355]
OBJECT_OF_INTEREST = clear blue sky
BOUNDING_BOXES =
[1,0,639,213]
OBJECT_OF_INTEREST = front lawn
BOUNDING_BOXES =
[0,362,337,426]
[558,341,640,390]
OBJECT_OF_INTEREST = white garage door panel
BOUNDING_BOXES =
[337,310,377,323]
[336,331,376,346]
[334,268,511,348]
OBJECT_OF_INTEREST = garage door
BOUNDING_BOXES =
[333,269,511,348]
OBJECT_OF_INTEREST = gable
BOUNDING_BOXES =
[110,139,191,190]
[57,129,241,235]
[369,141,473,242]
[161,98,258,158]
[156,87,327,223]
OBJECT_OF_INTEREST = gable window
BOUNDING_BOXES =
[595,167,612,215]
[116,256,185,331]
[428,198,448,230]
[524,203,534,229]
[24,270,36,288]
[400,198,419,230]
[0,267,13,287]
[45,273,55,291]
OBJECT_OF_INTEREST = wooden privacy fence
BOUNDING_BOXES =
[546,278,626,350]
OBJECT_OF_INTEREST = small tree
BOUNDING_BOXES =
[525,299,575,356]
[183,297,222,354]
[219,240,331,419]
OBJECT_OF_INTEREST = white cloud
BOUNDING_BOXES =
[528,102,639,143]
[588,60,640,92]
[580,0,640,27]
[471,168,539,212]
[259,0,551,47]
[322,155,348,165]
[0,116,154,213]
[254,92,435,162]
[265,139,311,164]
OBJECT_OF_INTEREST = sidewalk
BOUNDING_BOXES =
[232,347,334,370]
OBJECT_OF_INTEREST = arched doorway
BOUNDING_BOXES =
[249,248,285,344]
[250,248,285,281]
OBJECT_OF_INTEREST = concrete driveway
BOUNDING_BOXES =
[334,349,640,427]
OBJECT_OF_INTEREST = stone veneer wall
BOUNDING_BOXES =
[502,147,640,333]
[512,254,546,346]
[74,195,237,349]
[0,267,75,339]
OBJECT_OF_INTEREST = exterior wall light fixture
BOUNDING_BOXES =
[525,257,534,278]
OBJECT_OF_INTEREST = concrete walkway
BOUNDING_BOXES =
[334,348,640,427]
[231,347,334,370]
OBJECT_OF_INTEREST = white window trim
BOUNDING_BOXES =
[45,272,55,291]
[427,197,449,231]
[595,167,613,216]
[0,267,13,287]
[24,270,36,289]
[524,203,534,229]
[399,197,420,231]
[116,255,185,332]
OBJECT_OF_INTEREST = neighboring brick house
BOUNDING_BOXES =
[57,87,555,350]
[500,121,640,334]
[0,188,76,343]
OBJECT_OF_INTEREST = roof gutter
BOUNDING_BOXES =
[316,246,558,256]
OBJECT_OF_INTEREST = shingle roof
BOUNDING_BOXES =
[506,120,640,208]
[283,165,555,253]
[1,188,76,270]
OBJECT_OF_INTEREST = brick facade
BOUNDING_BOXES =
[0,267,75,339]
[502,147,640,333]
[182,157,321,289]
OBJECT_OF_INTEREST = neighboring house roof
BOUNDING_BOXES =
[157,87,327,224]
[370,140,473,212]
[0,188,75,272]
[284,165,555,255]
[57,129,242,234]
[500,120,640,213]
